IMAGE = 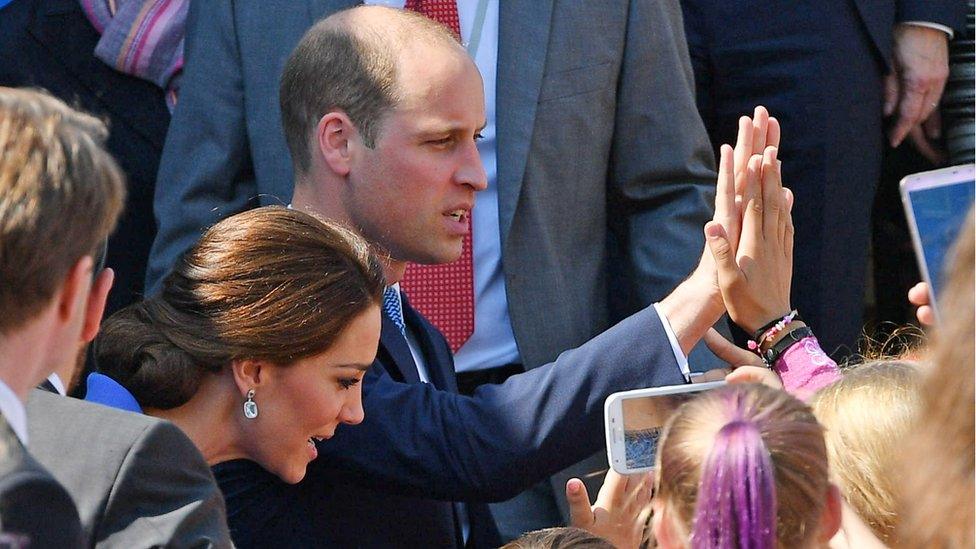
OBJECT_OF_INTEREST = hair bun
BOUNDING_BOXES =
[95,301,205,410]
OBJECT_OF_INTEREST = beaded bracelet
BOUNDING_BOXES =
[760,326,814,365]
[747,310,799,352]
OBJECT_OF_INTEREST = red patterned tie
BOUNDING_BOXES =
[399,0,474,353]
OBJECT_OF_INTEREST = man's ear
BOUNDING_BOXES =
[315,111,358,177]
[56,256,94,324]
[81,267,114,343]
[817,483,843,543]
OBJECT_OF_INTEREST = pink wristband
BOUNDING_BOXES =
[773,336,841,401]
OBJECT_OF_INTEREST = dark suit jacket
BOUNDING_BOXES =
[0,0,169,316]
[27,390,232,548]
[679,0,965,356]
[215,295,685,548]
[0,412,83,548]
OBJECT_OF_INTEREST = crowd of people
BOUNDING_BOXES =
[0,1,972,548]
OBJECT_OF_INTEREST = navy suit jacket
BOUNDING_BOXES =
[214,296,685,547]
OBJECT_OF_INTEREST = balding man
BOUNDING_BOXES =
[213,7,727,548]
[150,0,717,537]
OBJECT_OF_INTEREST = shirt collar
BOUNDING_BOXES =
[46,373,66,396]
[0,379,28,446]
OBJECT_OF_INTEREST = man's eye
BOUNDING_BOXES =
[339,378,360,390]
[474,132,485,141]
[428,137,453,146]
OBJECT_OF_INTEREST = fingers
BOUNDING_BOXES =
[907,281,931,306]
[782,188,795,263]
[726,366,785,389]
[923,107,942,140]
[908,282,936,326]
[890,78,927,147]
[705,221,742,294]
[766,116,781,149]
[752,106,769,155]
[739,154,764,257]
[567,478,594,528]
[908,125,946,165]
[883,73,899,117]
[760,146,781,239]
[704,328,764,367]
[715,144,738,248]
[916,305,936,326]
[734,116,753,173]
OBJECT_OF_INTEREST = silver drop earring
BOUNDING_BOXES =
[243,389,258,419]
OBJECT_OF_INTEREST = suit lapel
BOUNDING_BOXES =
[27,0,170,149]
[377,312,422,384]
[495,0,554,244]
[401,294,458,393]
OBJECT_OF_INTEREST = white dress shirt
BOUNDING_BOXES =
[0,379,28,446]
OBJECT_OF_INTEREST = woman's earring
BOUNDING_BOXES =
[243,389,258,419]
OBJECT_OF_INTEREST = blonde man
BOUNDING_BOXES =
[0,87,124,547]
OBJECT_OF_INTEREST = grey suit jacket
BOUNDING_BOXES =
[26,390,232,548]
[0,411,83,548]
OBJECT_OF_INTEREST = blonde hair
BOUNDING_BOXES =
[655,383,828,548]
[811,360,920,543]
[896,208,975,548]
[0,87,125,332]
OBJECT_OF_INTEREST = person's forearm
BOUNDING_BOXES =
[656,270,725,357]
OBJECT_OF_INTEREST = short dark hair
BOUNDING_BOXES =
[279,6,460,173]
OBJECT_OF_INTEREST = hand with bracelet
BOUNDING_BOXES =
[702,109,840,399]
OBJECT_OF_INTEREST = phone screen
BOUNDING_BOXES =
[620,392,702,470]
[906,179,974,300]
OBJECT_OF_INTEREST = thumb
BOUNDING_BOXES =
[566,478,594,528]
[704,221,740,287]
[704,328,762,367]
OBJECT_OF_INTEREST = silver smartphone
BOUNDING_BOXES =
[900,164,975,321]
[604,381,726,474]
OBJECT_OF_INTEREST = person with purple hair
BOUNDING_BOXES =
[651,382,842,549]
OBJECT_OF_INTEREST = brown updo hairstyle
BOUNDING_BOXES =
[95,206,386,410]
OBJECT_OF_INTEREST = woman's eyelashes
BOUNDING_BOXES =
[338,377,360,390]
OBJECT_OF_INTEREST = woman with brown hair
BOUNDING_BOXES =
[91,206,386,483]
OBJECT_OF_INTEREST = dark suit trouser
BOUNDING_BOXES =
[682,0,885,357]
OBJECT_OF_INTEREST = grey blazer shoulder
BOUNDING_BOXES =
[0,411,83,548]
[26,390,231,549]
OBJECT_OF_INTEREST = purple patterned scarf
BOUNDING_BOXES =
[79,0,188,110]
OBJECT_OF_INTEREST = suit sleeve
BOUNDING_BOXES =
[0,469,84,548]
[95,421,232,549]
[145,0,258,294]
[612,0,716,306]
[896,0,967,34]
[310,306,685,502]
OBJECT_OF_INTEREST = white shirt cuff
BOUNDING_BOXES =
[900,21,954,40]
[653,302,691,383]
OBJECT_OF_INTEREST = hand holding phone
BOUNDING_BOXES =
[900,164,975,321]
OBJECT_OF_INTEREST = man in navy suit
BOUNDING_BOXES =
[679,0,965,356]
[213,7,730,548]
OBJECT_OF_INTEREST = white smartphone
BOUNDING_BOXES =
[900,164,975,321]
[604,381,726,474]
